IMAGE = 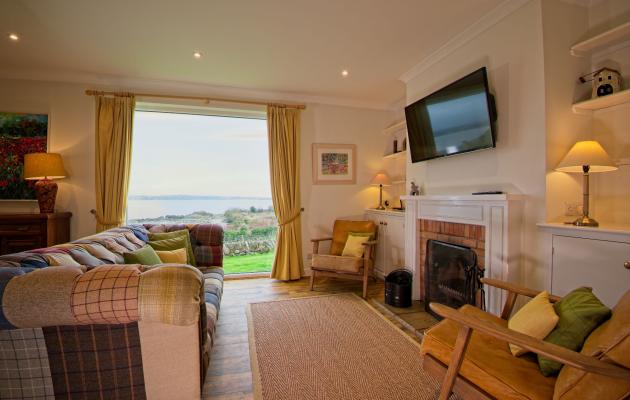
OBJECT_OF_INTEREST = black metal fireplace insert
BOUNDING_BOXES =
[424,239,485,319]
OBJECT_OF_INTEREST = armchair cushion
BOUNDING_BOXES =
[553,291,630,400]
[421,304,556,400]
[341,233,372,257]
[311,254,363,274]
[538,287,611,376]
[330,220,377,256]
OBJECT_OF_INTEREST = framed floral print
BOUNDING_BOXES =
[312,143,356,185]
[0,112,49,200]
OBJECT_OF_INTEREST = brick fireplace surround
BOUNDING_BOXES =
[418,219,486,301]
[402,194,523,316]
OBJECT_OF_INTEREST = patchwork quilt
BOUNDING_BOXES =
[0,224,224,399]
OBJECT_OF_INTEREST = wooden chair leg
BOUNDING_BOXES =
[362,268,369,299]
[439,325,472,400]
[309,270,316,291]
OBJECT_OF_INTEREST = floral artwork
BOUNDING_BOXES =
[321,152,349,175]
[312,143,356,184]
[0,112,48,199]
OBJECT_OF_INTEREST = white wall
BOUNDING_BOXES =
[0,78,394,266]
[404,0,549,288]
[0,79,95,239]
[300,104,394,269]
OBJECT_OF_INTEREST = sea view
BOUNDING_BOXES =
[127,197,274,221]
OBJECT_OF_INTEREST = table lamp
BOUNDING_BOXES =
[555,140,617,227]
[371,172,391,210]
[23,152,67,213]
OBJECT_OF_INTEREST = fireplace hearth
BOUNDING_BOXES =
[424,239,484,318]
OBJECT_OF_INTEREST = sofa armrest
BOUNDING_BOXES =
[190,224,224,268]
[429,302,630,381]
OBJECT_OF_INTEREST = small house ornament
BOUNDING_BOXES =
[580,68,622,98]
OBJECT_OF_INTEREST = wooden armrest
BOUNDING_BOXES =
[361,240,378,247]
[481,278,562,302]
[430,303,630,381]
[310,237,333,243]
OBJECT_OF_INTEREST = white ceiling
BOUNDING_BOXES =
[0,0,504,108]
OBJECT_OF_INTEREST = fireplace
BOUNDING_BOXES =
[424,240,484,318]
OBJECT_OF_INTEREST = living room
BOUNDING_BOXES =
[1,0,629,399]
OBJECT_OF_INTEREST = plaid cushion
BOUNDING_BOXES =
[71,265,140,324]
[194,246,223,267]
[190,224,223,247]
[138,265,202,326]
[43,323,146,399]
[0,268,27,330]
[0,328,54,400]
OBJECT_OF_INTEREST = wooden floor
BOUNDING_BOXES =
[202,276,436,399]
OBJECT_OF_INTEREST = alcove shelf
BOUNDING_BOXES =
[382,120,406,136]
[572,88,630,113]
[383,150,407,160]
[570,20,630,56]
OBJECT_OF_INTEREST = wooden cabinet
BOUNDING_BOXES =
[364,209,405,279]
[0,213,72,255]
[539,223,630,308]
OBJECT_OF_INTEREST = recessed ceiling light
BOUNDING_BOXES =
[341,69,349,77]
[193,51,202,59]
[8,33,19,41]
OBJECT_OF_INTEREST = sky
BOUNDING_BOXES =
[128,111,271,198]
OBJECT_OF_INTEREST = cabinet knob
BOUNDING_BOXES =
[625,261,630,270]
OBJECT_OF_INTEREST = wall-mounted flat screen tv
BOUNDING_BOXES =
[404,67,496,163]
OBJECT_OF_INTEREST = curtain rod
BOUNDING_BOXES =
[84,90,306,110]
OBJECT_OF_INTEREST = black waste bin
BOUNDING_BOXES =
[385,269,412,308]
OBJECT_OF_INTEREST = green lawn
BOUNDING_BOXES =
[223,252,274,274]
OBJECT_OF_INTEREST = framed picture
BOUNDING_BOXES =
[0,112,49,200]
[312,143,356,185]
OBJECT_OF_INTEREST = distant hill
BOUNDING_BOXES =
[128,194,272,200]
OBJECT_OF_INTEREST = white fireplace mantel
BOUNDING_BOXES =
[402,194,524,316]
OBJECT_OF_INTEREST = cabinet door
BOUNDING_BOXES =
[375,220,387,276]
[386,216,405,275]
[552,235,630,307]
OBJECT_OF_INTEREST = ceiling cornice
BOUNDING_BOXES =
[0,68,395,111]
[399,0,532,84]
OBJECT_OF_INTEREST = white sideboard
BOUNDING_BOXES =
[538,223,630,308]
[364,209,405,280]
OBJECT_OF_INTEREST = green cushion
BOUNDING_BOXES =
[147,236,194,266]
[148,230,196,267]
[538,287,611,376]
[123,245,162,266]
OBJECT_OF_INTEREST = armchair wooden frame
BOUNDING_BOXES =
[426,278,630,400]
[309,237,377,299]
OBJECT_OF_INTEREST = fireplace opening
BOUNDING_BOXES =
[424,239,484,318]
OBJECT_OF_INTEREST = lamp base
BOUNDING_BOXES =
[571,215,599,227]
[375,205,386,210]
[35,179,58,214]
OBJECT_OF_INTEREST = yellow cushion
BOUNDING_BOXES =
[341,234,370,257]
[554,290,630,400]
[508,291,559,356]
[421,305,557,400]
[330,220,377,256]
[155,248,188,264]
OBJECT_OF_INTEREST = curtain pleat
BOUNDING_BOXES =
[267,105,303,281]
[94,95,135,232]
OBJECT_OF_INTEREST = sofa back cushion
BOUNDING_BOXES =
[330,220,377,256]
[553,290,630,400]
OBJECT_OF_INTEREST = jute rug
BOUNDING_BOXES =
[246,293,460,400]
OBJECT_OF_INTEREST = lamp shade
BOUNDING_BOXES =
[370,172,391,186]
[23,153,67,180]
[555,140,617,173]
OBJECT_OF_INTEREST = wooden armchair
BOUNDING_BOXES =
[422,278,630,400]
[309,220,377,299]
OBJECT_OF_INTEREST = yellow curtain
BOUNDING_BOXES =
[267,105,303,280]
[94,95,135,232]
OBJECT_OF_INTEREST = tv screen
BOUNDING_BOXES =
[404,67,496,163]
